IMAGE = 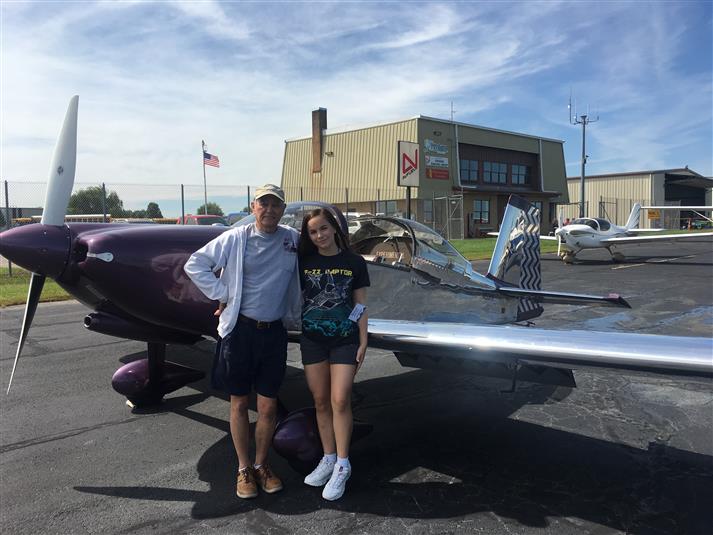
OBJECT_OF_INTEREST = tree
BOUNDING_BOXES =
[195,202,224,216]
[126,209,147,218]
[146,202,163,218]
[67,186,125,217]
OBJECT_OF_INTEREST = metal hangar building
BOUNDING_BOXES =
[565,168,712,228]
[280,109,569,238]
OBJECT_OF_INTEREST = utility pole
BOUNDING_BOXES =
[569,94,599,218]
[202,140,208,215]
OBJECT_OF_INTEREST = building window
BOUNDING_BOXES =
[512,164,530,185]
[473,199,490,224]
[460,158,478,184]
[422,200,433,222]
[483,161,507,184]
[376,200,398,216]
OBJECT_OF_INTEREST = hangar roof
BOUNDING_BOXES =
[286,115,564,144]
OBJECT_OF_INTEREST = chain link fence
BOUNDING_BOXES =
[555,198,661,228]
[2,181,464,238]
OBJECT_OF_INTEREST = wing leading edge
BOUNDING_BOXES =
[368,319,713,379]
[601,232,713,245]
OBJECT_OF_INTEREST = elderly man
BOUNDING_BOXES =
[184,184,300,499]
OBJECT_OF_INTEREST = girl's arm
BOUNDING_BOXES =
[353,287,368,373]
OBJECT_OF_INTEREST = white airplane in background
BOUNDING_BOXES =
[544,203,713,263]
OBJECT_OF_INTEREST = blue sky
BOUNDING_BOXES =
[2,0,711,197]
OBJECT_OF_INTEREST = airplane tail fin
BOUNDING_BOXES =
[625,203,641,230]
[487,195,542,321]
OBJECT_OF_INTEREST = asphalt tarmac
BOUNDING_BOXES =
[1,239,712,534]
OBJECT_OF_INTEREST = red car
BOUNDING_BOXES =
[177,214,228,226]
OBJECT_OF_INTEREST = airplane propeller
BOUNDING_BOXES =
[6,95,78,394]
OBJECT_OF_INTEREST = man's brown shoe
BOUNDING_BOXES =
[254,464,283,494]
[236,467,258,499]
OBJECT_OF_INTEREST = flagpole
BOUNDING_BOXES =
[202,140,208,215]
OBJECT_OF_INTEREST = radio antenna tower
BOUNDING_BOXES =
[569,92,599,217]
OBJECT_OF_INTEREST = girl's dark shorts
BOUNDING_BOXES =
[300,334,358,366]
[212,321,287,398]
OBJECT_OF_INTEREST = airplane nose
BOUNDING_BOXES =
[0,224,71,277]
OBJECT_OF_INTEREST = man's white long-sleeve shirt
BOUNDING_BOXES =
[183,223,301,338]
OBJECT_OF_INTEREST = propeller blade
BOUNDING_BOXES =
[7,95,78,393]
[41,95,79,226]
[7,273,46,393]
[557,234,562,257]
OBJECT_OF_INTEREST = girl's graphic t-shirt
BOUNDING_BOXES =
[299,250,370,345]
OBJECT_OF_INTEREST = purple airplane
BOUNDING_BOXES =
[2,97,711,468]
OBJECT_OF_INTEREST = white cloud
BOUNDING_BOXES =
[1,0,710,191]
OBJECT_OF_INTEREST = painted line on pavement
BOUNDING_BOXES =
[611,254,697,270]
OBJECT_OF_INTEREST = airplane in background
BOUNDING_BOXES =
[2,97,711,469]
[542,203,713,263]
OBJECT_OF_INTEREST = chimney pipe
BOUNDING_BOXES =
[312,108,327,173]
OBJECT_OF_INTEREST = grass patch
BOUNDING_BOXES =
[450,238,559,260]
[0,266,71,307]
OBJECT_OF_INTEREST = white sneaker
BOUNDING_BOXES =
[322,464,351,501]
[304,456,336,487]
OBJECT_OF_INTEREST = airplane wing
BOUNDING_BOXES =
[368,319,713,379]
[601,232,713,245]
[642,206,713,211]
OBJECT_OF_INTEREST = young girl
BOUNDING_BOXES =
[298,208,370,501]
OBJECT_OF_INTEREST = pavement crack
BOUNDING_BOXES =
[0,413,162,454]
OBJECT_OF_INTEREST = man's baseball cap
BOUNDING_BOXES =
[254,184,285,203]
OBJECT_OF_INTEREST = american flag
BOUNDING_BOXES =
[203,151,220,168]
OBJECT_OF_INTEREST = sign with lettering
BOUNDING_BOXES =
[425,155,449,168]
[424,138,448,155]
[398,141,420,187]
[426,168,450,180]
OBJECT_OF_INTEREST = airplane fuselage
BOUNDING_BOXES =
[557,222,629,252]
[2,222,523,344]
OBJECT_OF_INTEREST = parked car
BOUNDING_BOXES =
[226,211,250,225]
[177,214,227,226]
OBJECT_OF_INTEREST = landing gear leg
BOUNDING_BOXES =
[142,342,167,406]
[608,248,625,263]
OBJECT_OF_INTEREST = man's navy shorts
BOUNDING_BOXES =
[211,319,287,398]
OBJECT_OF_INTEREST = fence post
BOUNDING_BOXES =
[4,180,12,276]
[247,185,251,213]
[101,182,107,222]
[300,187,303,202]
[180,184,185,224]
[3,180,10,231]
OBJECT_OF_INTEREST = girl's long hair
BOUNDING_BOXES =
[298,208,349,259]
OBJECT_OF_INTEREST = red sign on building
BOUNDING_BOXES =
[426,168,449,180]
